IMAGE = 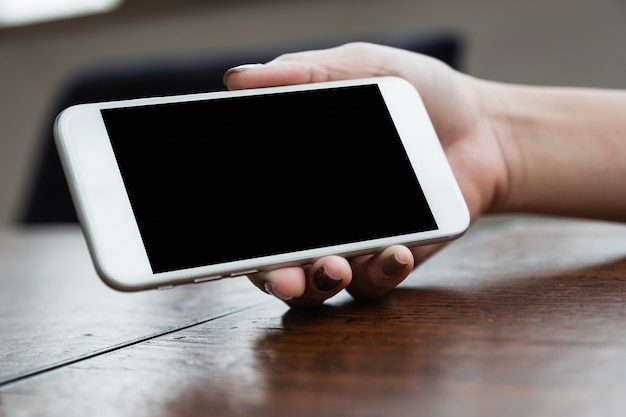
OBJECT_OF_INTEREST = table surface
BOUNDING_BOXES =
[2,216,626,417]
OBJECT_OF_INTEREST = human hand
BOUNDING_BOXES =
[223,43,510,307]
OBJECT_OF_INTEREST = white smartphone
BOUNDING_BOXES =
[54,76,469,291]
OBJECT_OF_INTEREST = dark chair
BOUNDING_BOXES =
[19,29,464,223]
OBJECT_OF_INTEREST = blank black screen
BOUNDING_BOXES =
[102,84,437,273]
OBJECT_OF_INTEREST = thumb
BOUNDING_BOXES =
[223,42,406,90]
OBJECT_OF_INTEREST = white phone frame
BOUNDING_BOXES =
[55,76,469,291]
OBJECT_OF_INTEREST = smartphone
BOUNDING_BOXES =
[54,76,469,291]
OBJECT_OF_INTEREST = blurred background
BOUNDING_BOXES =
[1,0,625,225]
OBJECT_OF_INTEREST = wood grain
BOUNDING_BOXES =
[0,225,267,384]
[2,217,626,417]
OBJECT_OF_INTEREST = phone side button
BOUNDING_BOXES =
[194,275,222,283]
[157,285,175,291]
[230,270,258,277]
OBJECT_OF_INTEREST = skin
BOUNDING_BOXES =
[223,42,626,308]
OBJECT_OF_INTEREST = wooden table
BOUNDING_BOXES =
[2,216,626,417]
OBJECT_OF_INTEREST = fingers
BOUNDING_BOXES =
[248,256,352,308]
[223,42,413,90]
[346,245,415,301]
[247,243,447,307]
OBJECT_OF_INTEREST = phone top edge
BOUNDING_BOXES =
[53,76,415,114]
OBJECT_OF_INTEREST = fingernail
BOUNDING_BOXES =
[381,253,409,276]
[264,281,293,301]
[223,63,264,84]
[228,63,265,72]
[312,266,343,292]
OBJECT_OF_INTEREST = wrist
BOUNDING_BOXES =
[479,81,626,221]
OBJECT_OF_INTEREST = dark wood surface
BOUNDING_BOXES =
[2,216,626,417]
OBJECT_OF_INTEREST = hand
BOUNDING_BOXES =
[223,42,510,307]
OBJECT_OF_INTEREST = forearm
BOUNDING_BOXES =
[484,81,626,221]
